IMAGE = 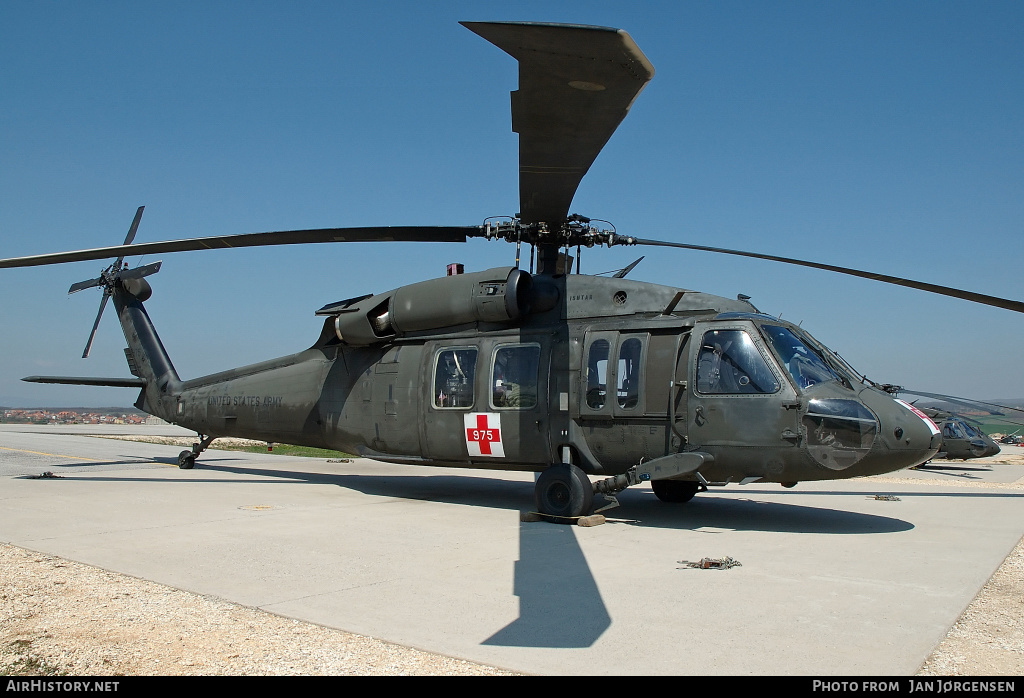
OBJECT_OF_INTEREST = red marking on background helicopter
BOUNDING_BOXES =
[465,413,504,457]
[895,399,941,435]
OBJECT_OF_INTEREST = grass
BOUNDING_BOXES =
[219,443,353,459]
[1,640,67,677]
[964,415,1024,437]
[91,435,354,460]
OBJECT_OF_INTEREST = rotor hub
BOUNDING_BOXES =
[476,214,636,250]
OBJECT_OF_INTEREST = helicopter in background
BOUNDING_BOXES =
[918,407,1000,461]
[1000,431,1022,445]
[3,21,1024,520]
[892,389,1024,461]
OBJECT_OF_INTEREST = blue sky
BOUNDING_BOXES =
[1,0,1022,408]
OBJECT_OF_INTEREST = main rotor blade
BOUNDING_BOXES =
[0,226,475,269]
[630,238,1024,314]
[895,390,1024,416]
[463,21,654,226]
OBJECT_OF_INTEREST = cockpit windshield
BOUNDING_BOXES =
[759,324,843,390]
[944,420,969,439]
[791,327,861,388]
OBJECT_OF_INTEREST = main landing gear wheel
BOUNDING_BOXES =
[177,450,196,470]
[535,463,593,518]
[651,479,700,503]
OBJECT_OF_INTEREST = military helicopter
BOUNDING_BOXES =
[1000,432,1022,446]
[4,21,1024,520]
[884,388,1024,458]
[917,408,1000,461]
[891,390,1024,461]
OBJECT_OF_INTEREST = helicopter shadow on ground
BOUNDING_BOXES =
[620,486,1024,533]
[774,487,1024,500]
[913,464,994,474]
[6,453,340,482]
[81,457,931,537]
[604,489,916,535]
[482,516,611,648]
[196,461,544,510]
[5,454,186,476]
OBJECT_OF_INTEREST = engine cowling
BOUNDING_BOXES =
[332,267,532,345]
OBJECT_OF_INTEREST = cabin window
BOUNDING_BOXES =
[696,329,780,394]
[586,340,610,408]
[617,338,642,409]
[433,347,477,408]
[491,344,540,409]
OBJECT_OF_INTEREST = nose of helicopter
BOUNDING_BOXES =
[858,389,941,472]
[971,439,1001,459]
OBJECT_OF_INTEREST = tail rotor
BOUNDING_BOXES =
[68,206,161,357]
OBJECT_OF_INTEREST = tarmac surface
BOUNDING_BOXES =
[1,423,1022,676]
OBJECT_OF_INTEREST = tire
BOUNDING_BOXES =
[651,479,699,503]
[535,463,593,518]
[178,450,196,470]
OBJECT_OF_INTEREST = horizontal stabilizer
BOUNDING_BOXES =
[22,376,146,388]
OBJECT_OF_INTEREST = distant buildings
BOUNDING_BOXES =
[1,408,147,425]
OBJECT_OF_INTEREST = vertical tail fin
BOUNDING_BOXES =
[110,283,181,420]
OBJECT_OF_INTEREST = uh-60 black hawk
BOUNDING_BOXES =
[890,390,1024,462]
[5,21,1024,520]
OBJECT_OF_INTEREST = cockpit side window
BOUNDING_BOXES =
[759,325,842,390]
[696,329,780,395]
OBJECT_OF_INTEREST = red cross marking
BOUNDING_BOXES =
[467,413,501,455]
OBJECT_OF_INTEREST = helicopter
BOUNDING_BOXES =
[3,20,1024,520]
[917,407,1000,461]
[890,390,1024,461]
[1000,432,1022,446]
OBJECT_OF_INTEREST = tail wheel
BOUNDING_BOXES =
[535,463,593,518]
[178,450,196,470]
[651,479,699,503]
